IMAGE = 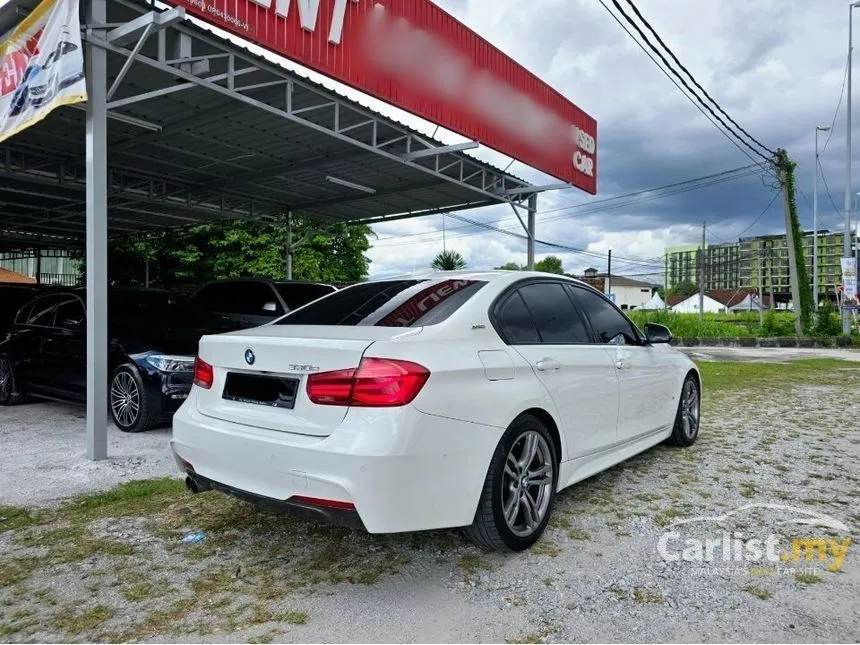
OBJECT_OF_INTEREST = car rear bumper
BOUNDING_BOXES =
[183,471,365,530]
[170,391,504,533]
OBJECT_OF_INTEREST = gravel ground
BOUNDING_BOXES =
[1,357,859,643]
[679,346,860,363]
[0,400,176,508]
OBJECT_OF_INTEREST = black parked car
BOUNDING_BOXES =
[0,287,238,432]
[0,284,40,339]
[189,278,337,328]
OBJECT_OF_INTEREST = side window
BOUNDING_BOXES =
[15,302,33,324]
[195,283,284,316]
[568,286,640,345]
[26,296,61,327]
[496,291,540,344]
[518,282,590,343]
[54,298,85,330]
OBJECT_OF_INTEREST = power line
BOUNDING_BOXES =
[708,190,780,243]
[821,53,849,155]
[620,0,775,157]
[598,0,773,171]
[372,164,759,249]
[818,158,843,219]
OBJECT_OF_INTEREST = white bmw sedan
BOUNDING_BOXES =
[171,271,700,552]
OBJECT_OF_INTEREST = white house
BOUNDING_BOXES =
[577,269,654,310]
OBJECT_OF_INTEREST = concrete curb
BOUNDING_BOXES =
[669,336,857,348]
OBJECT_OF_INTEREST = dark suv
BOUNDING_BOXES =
[0,288,238,432]
[189,278,337,328]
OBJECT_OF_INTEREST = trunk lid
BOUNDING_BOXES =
[194,325,421,436]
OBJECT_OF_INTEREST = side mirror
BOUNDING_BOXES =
[262,301,278,313]
[644,322,672,344]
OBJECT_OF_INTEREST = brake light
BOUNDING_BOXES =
[192,356,213,389]
[306,357,429,407]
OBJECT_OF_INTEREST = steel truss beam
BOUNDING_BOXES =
[82,11,531,211]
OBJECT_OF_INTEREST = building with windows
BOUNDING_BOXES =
[0,249,80,286]
[575,268,654,310]
[664,230,858,300]
[663,242,740,291]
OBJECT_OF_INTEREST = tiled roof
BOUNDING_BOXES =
[0,267,36,284]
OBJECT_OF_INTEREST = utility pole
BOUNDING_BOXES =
[757,249,764,327]
[814,125,831,309]
[698,222,705,322]
[285,211,293,280]
[777,156,804,336]
[607,250,612,299]
[843,1,860,334]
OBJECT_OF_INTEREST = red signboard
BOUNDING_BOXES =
[165,0,597,193]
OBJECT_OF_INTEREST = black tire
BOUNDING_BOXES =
[109,364,158,433]
[667,374,700,447]
[464,414,559,552]
[0,356,19,406]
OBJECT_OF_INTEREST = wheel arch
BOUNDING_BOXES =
[518,407,563,463]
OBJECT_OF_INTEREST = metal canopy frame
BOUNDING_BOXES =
[0,0,550,460]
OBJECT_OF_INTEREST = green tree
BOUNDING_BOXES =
[431,249,467,271]
[666,280,698,299]
[78,216,373,287]
[495,262,523,271]
[535,255,564,274]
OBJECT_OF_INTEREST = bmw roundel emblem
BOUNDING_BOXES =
[244,348,255,365]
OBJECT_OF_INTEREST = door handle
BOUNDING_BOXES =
[615,360,626,370]
[536,358,561,371]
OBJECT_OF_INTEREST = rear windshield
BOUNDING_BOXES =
[274,283,336,310]
[275,279,486,327]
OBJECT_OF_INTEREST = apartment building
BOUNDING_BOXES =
[664,242,740,290]
[665,230,858,298]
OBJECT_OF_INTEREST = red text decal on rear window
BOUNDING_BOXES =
[377,280,477,327]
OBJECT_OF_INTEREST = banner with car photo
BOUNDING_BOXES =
[0,0,87,144]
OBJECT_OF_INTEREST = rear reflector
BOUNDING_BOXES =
[192,356,214,390]
[290,495,356,511]
[306,357,429,407]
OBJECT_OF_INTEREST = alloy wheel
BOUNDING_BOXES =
[681,379,700,439]
[110,371,140,428]
[0,359,11,402]
[501,430,554,537]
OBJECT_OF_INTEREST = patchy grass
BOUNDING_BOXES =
[275,610,309,625]
[743,585,772,600]
[632,588,663,604]
[566,529,591,541]
[0,506,38,533]
[794,572,824,585]
[653,506,683,527]
[530,540,562,557]
[50,605,112,635]
[740,482,758,499]
[697,359,859,395]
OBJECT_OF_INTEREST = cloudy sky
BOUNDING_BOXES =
[355,0,855,279]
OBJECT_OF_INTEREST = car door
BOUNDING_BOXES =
[13,294,63,393]
[495,280,620,459]
[43,295,86,400]
[567,285,676,443]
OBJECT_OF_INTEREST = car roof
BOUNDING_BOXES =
[368,269,591,288]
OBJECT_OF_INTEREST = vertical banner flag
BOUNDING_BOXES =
[841,257,857,302]
[0,0,87,144]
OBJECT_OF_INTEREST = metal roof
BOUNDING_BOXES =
[0,0,535,247]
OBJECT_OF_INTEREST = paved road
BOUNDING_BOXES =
[680,346,860,362]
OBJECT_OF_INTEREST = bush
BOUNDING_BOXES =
[628,311,750,338]
[760,310,797,337]
[812,302,843,337]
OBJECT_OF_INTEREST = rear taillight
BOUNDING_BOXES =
[306,357,429,407]
[192,356,214,390]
